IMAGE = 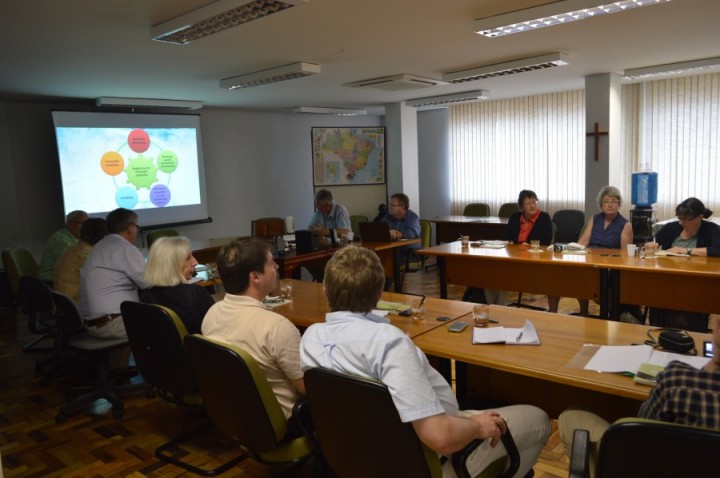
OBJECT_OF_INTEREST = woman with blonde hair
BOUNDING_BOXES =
[140,236,214,334]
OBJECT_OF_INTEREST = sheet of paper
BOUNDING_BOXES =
[472,320,540,345]
[647,350,710,369]
[583,345,710,373]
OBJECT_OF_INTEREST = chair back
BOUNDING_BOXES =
[2,247,38,300]
[251,218,286,238]
[120,301,199,404]
[463,203,490,217]
[595,418,720,478]
[350,215,369,238]
[20,276,56,335]
[420,219,432,248]
[552,209,585,243]
[184,334,289,452]
[49,291,85,340]
[498,203,518,218]
[303,367,441,478]
[146,229,180,248]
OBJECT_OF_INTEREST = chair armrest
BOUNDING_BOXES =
[450,428,521,478]
[569,429,590,478]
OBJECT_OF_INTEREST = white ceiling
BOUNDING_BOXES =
[1,0,718,114]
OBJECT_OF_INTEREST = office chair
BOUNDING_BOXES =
[510,223,557,311]
[463,203,491,217]
[302,367,520,478]
[400,219,433,288]
[251,217,286,239]
[498,203,518,218]
[2,246,38,303]
[569,417,720,478]
[184,334,313,472]
[120,301,246,476]
[350,214,368,238]
[52,292,151,423]
[146,228,180,248]
[552,209,585,244]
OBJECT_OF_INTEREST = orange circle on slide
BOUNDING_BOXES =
[101,151,125,176]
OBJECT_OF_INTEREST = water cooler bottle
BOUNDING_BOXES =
[629,172,658,244]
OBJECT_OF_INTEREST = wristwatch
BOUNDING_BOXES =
[687,248,692,255]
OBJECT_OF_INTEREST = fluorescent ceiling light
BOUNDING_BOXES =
[95,97,203,109]
[292,107,367,116]
[220,62,321,89]
[152,0,307,45]
[443,53,569,83]
[406,90,489,108]
[474,0,672,38]
[623,57,720,80]
[344,74,447,91]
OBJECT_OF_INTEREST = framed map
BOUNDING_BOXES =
[312,127,386,186]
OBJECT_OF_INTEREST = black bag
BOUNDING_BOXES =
[657,330,696,354]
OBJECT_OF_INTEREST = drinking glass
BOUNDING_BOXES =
[472,304,490,327]
[530,240,540,251]
[279,279,293,300]
[411,299,425,321]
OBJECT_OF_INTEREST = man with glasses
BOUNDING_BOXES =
[308,189,351,237]
[37,210,88,283]
[381,193,420,243]
[79,208,149,369]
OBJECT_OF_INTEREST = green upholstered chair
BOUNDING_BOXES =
[350,214,369,238]
[498,203,518,218]
[569,417,720,478]
[146,228,180,248]
[184,334,313,471]
[400,219,433,287]
[52,292,152,423]
[463,203,491,217]
[302,367,520,478]
[120,300,245,476]
[2,246,38,304]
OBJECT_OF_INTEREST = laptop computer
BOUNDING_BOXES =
[359,221,394,242]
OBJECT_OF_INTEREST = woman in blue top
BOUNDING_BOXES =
[578,185,633,249]
[576,186,633,317]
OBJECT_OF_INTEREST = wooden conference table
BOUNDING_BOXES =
[413,305,711,420]
[191,236,419,293]
[214,279,474,338]
[428,216,508,244]
[418,242,720,319]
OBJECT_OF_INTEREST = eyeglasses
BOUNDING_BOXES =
[522,200,538,207]
[129,222,142,231]
[678,215,701,222]
[602,200,620,206]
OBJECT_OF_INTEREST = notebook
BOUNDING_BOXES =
[359,222,394,242]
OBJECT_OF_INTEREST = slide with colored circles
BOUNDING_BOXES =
[56,126,202,214]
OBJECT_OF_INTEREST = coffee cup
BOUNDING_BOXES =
[626,244,637,256]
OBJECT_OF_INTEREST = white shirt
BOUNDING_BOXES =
[79,233,148,320]
[300,311,458,423]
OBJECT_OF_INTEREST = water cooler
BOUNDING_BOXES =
[629,172,658,244]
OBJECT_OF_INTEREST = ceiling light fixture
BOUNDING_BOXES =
[474,0,672,38]
[220,62,321,89]
[95,97,203,110]
[152,0,308,45]
[623,56,720,80]
[443,53,569,84]
[344,74,447,91]
[406,90,489,108]
[292,107,367,116]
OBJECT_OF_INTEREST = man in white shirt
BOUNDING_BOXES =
[300,246,551,477]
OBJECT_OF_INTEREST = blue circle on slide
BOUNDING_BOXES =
[115,186,139,209]
[150,184,171,207]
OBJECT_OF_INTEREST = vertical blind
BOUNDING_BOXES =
[449,72,720,221]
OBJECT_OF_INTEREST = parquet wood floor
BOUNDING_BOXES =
[0,268,574,477]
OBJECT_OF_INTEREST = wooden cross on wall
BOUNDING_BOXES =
[586,122,608,162]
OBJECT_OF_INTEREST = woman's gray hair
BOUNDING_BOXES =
[596,186,623,208]
[143,236,193,286]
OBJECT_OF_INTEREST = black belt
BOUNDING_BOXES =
[85,313,121,328]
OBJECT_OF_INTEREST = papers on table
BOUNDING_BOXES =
[566,242,586,250]
[653,250,689,257]
[376,300,411,314]
[583,345,710,374]
[562,249,590,255]
[472,320,540,345]
[262,296,290,308]
[470,240,508,249]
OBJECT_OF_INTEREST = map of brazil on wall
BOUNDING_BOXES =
[312,127,386,186]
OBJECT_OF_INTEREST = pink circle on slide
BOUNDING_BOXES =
[128,129,150,153]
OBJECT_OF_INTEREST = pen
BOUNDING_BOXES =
[515,331,523,342]
[488,319,499,324]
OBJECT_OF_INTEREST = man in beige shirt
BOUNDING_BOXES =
[201,237,305,437]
